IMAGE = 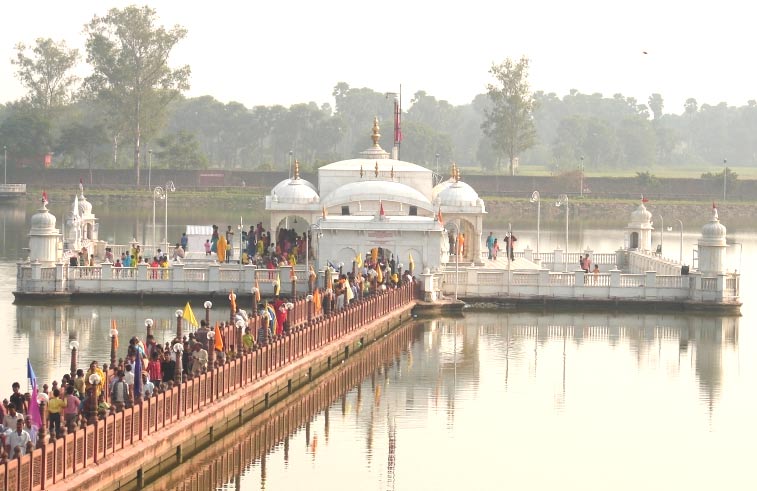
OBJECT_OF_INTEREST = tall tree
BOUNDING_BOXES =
[648,93,664,120]
[481,56,537,175]
[11,38,79,119]
[84,5,190,185]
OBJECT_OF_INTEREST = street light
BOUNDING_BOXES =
[148,149,153,190]
[145,318,153,337]
[658,215,664,255]
[530,191,541,256]
[69,340,79,378]
[175,309,183,340]
[446,221,460,301]
[579,156,584,198]
[204,300,212,326]
[305,221,321,293]
[3,145,6,185]
[153,186,165,256]
[723,158,727,202]
[110,327,118,368]
[164,181,176,249]
[556,194,569,272]
[676,219,684,264]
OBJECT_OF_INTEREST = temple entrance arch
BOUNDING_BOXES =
[444,218,477,262]
[630,232,639,249]
[273,215,310,262]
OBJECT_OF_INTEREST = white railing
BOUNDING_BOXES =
[701,278,717,291]
[620,274,645,287]
[656,275,688,289]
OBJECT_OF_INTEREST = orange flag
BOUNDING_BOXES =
[254,280,261,303]
[111,319,119,350]
[214,322,224,352]
[229,289,237,314]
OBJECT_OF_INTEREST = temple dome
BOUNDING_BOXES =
[432,178,454,200]
[30,204,57,232]
[272,178,320,204]
[436,181,483,209]
[629,203,652,224]
[701,207,727,241]
[78,194,93,217]
[321,180,432,210]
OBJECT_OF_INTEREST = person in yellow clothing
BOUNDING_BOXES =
[47,388,65,437]
[217,234,227,263]
[85,361,106,399]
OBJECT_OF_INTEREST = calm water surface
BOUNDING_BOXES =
[0,201,755,490]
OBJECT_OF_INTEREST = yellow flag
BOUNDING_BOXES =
[254,280,261,303]
[376,265,383,284]
[408,253,415,273]
[356,253,363,268]
[183,301,199,328]
[274,272,281,296]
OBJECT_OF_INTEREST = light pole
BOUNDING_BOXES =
[153,186,165,255]
[723,158,727,202]
[164,180,175,249]
[556,194,569,272]
[148,149,153,190]
[3,145,6,185]
[145,318,153,337]
[530,191,541,256]
[435,153,440,182]
[446,222,460,300]
[579,156,584,198]
[305,221,321,293]
[175,309,183,341]
[676,219,683,264]
[659,215,664,255]
[288,150,294,179]
[69,340,79,378]
[204,300,212,326]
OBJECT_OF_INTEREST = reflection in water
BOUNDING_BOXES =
[141,311,741,491]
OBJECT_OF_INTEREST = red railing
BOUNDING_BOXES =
[0,282,416,490]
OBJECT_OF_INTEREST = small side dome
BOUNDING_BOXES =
[275,179,320,204]
[630,203,652,224]
[30,204,57,232]
[436,181,481,208]
[78,195,93,216]
[701,206,726,239]
[432,178,454,201]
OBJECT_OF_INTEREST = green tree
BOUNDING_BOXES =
[481,56,537,175]
[56,122,109,178]
[12,38,79,119]
[648,93,664,120]
[84,5,190,185]
[0,104,53,166]
[155,130,207,169]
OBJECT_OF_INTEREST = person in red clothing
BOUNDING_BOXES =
[148,351,162,382]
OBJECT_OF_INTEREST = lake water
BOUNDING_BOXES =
[1,200,754,490]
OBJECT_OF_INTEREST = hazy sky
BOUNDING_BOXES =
[2,1,754,113]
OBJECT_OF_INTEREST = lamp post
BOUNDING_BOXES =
[153,186,165,256]
[579,156,584,198]
[288,150,294,179]
[305,221,321,293]
[676,219,683,264]
[207,330,215,368]
[658,215,664,254]
[110,327,118,368]
[447,222,460,301]
[164,180,176,249]
[556,194,569,272]
[175,309,183,341]
[148,149,153,190]
[145,318,153,337]
[204,300,212,326]
[723,158,727,202]
[172,342,184,383]
[435,153,440,181]
[530,191,541,256]
[69,340,79,378]
[3,145,6,185]
[306,293,313,324]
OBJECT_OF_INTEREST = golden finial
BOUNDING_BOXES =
[451,162,457,180]
[371,117,381,147]
[457,166,462,182]
[374,161,379,177]
[391,166,395,178]
[360,164,364,178]
[294,159,300,180]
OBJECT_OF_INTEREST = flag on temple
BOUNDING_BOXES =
[182,302,198,328]
[437,207,443,225]
[408,253,415,274]
[379,201,385,218]
[214,322,224,352]
[274,272,281,296]
[713,201,717,209]
[27,359,42,428]
[133,353,143,399]
[641,195,649,203]
[229,290,237,314]
[42,191,48,205]
[111,319,119,350]
[356,253,363,268]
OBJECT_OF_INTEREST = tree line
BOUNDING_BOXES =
[0,5,754,184]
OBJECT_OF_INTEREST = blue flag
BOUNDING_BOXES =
[134,355,143,399]
[27,358,36,384]
[27,359,42,428]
